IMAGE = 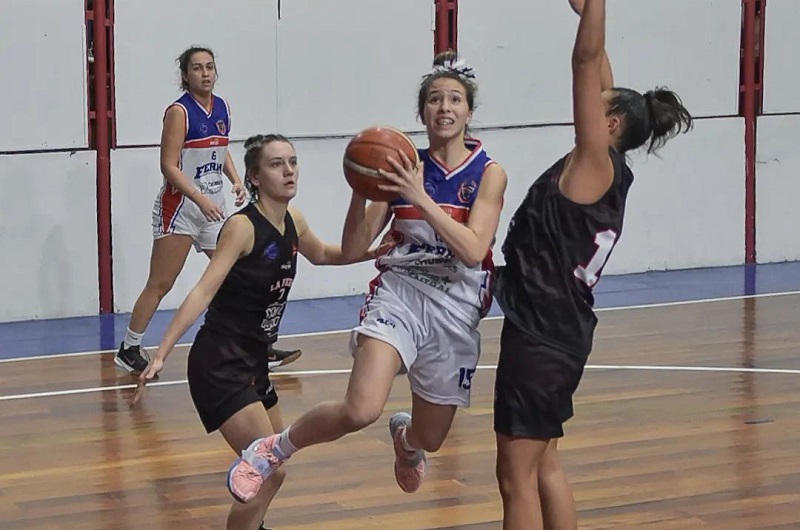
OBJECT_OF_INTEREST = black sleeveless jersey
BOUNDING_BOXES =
[203,203,298,344]
[494,148,634,356]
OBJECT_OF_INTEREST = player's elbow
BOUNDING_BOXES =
[341,240,366,263]
[572,48,602,69]
[460,249,486,269]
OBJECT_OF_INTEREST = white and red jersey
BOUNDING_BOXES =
[154,92,231,238]
[376,139,496,325]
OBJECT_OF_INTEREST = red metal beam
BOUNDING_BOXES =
[741,0,757,264]
[92,0,113,312]
[434,0,448,54]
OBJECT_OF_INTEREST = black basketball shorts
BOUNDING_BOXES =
[187,326,278,433]
[493,318,589,439]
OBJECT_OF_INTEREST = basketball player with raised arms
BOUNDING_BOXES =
[493,1,693,528]
[130,134,382,530]
[223,51,508,504]
[115,46,300,376]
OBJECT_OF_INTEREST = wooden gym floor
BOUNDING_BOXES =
[0,293,799,529]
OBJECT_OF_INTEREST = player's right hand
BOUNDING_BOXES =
[129,356,164,407]
[198,197,226,222]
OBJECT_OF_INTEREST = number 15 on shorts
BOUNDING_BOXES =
[458,367,476,390]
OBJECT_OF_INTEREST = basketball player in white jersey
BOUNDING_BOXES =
[115,46,248,373]
[224,51,508,504]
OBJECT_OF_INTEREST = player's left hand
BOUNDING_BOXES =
[129,356,164,407]
[379,152,426,206]
[231,183,247,207]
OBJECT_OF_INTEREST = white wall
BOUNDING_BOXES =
[114,0,279,146]
[0,152,98,321]
[458,0,741,128]
[756,115,800,262]
[481,118,745,273]
[762,0,800,114]
[756,0,800,262]
[114,0,434,145]
[1,0,88,150]
[276,0,434,137]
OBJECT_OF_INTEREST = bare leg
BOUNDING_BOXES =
[285,335,402,448]
[539,439,577,530]
[220,402,286,530]
[496,433,549,530]
[128,235,194,333]
[403,393,457,452]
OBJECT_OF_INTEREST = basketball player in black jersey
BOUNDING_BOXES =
[492,1,693,528]
[129,134,381,530]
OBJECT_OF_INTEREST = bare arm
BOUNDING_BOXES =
[560,0,615,205]
[223,151,243,187]
[154,216,253,361]
[291,206,381,265]
[160,105,203,204]
[414,164,508,268]
[340,193,392,261]
[569,0,614,90]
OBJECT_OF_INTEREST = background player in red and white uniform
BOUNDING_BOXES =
[223,50,508,504]
[115,46,246,374]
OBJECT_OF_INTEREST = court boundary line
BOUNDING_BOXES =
[0,363,798,402]
[1,289,798,364]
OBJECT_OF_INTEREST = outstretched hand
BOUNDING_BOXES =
[129,356,164,407]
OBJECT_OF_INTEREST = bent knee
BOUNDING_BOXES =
[342,402,382,431]
[496,467,537,499]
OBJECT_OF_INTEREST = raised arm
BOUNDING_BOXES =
[291,206,384,265]
[568,0,614,90]
[340,193,393,262]
[419,164,507,267]
[382,154,507,268]
[560,0,615,205]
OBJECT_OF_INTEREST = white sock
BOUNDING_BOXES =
[401,427,418,453]
[274,427,298,459]
[123,328,144,349]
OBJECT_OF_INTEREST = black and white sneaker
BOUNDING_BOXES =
[267,345,302,370]
[114,342,150,374]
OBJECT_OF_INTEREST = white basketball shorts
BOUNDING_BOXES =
[351,271,482,407]
[151,186,226,252]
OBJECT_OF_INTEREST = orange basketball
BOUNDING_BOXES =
[343,126,419,202]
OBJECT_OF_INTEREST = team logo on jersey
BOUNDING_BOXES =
[263,241,280,262]
[216,120,227,135]
[200,122,209,135]
[424,181,437,197]
[457,180,478,204]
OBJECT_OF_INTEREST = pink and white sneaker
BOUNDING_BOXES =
[389,412,426,493]
[227,434,288,503]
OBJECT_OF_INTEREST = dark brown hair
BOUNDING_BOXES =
[417,50,478,125]
[242,134,294,201]
[608,87,693,154]
[176,46,215,91]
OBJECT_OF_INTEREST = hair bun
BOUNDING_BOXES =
[244,134,264,151]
